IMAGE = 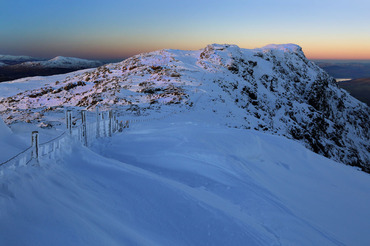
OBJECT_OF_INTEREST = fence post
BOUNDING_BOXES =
[96,106,100,138]
[81,110,87,146]
[31,131,39,162]
[114,113,118,132]
[114,114,118,133]
[102,112,106,137]
[66,110,72,134]
[65,110,69,129]
[108,110,113,137]
[112,112,116,133]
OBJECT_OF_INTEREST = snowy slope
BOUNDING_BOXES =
[0,115,369,246]
[0,61,7,67]
[0,68,94,98]
[18,56,103,69]
[0,43,369,171]
[0,118,28,164]
[0,117,11,136]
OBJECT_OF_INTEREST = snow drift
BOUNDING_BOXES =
[0,118,29,164]
[0,117,11,136]
[0,117,369,246]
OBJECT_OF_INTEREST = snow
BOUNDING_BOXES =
[0,117,11,136]
[0,43,368,170]
[0,113,369,245]
[0,42,369,244]
[0,118,29,164]
[0,61,7,67]
[261,43,303,53]
[20,56,103,69]
[0,43,369,170]
[0,68,94,97]
[0,54,38,62]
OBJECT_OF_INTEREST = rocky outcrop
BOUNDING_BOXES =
[1,44,369,171]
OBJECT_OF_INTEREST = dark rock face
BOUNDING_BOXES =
[196,44,369,172]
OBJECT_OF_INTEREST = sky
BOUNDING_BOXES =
[1,0,370,60]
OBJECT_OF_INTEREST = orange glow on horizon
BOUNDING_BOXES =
[305,47,370,60]
[11,38,370,61]
[300,41,370,60]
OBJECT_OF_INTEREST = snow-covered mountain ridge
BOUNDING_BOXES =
[18,56,103,69]
[0,43,369,171]
[0,54,102,68]
[0,54,39,63]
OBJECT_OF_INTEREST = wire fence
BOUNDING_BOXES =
[0,108,122,170]
[0,91,204,171]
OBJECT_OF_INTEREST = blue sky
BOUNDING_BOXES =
[1,0,369,59]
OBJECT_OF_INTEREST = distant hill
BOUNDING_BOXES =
[338,78,370,106]
[0,56,104,82]
[0,54,42,65]
[18,56,103,69]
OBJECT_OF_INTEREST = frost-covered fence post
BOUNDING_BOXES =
[66,110,72,134]
[102,112,106,137]
[96,106,100,138]
[111,110,114,136]
[81,110,87,146]
[108,110,113,137]
[65,110,68,128]
[31,131,39,162]
[114,113,118,132]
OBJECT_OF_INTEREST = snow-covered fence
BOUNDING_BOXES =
[0,109,121,169]
[1,94,203,170]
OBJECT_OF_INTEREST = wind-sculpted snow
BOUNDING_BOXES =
[0,43,369,170]
[1,120,369,245]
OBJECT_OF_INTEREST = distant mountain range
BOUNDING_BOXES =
[0,54,40,65]
[17,56,103,69]
[0,55,104,82]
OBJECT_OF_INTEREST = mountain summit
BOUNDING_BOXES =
[0,44,369,171]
